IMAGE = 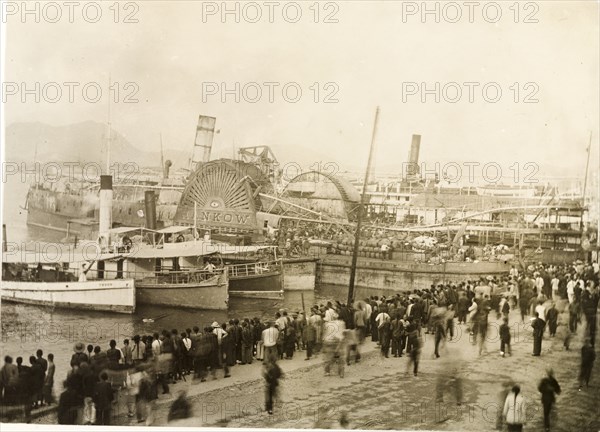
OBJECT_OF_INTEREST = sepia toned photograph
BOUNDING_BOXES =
[0,1,599,431]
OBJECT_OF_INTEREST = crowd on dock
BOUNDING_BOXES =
[1,260,598,428]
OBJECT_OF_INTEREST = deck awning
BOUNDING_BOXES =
[155,226,192,234]
[2,250,124,265]
[127,240,271,259]
[108,227,155,235]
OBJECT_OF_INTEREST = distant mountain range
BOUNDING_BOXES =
[5,121,190,169]
[5,121,583,183]
[4,121,344,173]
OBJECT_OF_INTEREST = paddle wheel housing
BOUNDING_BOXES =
[282,171,361,222]
[173,159,274,234]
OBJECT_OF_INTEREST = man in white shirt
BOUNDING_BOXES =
[275,312,288,331]
[324,302,338,322]
[375,310,391,327]
[212,322,227,344]
[322,318,345,376]
[535,274,544,295]
[535,301,546,323]
[567,277,576,304]
[375,310,391,344]
[131,335,146,364]
[261,321,279,364]
[79,263,88,282]
[551,276,560,301]
[151,333,162,358]
[381,243,390,260]
[364,300,372,321]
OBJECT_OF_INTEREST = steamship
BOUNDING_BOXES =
[25,165,183,240]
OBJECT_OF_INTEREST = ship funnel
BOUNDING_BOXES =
[164,160,172,179]
[99,175,113,250]
[406,134,421,179]
[190,115,217,172]
[144,190,157,230]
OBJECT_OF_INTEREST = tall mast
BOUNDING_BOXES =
[582,131,593,204]
[106,73,112,175]
[34,142,39,190]
[347,107,380,305]
[581,132,592,233]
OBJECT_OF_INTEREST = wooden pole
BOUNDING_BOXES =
[2,224,7,253]
[301,292,306,315]
[348,107,380,306]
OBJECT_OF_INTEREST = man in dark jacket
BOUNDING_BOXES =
[241,321,254,365]
[538,368,561,431]
[231,319,243,364]
[57,377,80,425]
[195,328,213,381]
[253,318,264,356]
[582,288,599,346]
[29,356,45,408]
[93,372,114,425]
[34,349,48,406]
[263,359,283,415]
[579,339,596,390]
[106,340,122,369]
[457,292,470,324]
[532,312,544,356]
[546,303,559,337]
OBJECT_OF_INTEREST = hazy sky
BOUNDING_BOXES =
[3,1,599,178]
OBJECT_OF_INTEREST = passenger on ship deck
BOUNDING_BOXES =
[78,264,88,282]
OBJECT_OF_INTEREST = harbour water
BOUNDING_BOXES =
[0,284,389,392]
[1,176,377,389]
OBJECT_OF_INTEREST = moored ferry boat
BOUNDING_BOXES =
[227,259,284,299]
[1,251,136,314]
[104,226,280,308]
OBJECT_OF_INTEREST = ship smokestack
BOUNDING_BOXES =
[163,160,172,179]
[406,134,421,179]
[99,175,113,250]
[190,115,217,171]
[144,190,157,230]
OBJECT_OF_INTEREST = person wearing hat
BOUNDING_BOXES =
[211,323,227,370]
[71,343,89,368]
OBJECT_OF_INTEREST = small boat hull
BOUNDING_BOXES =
[0,279,136,314]
[136,273,229,310]
[228,271,284,299]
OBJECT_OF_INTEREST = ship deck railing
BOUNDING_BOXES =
[133,268,225,285]
[226,260,281,278]
[92,268,224,285]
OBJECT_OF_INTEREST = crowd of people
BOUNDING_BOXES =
[1,260,597,429]
[0,350,55,421]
